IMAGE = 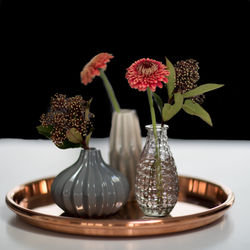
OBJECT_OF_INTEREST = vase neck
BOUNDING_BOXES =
[142,124,172,159]
[145,124,169,138]
[78,148,104,164]
[112,109,136,116]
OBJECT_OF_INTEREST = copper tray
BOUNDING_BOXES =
[5,176,234,237]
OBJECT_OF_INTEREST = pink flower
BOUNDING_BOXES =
[126,58,170,92]
[80,53,114,85]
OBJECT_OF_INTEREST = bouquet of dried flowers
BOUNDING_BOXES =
[37,94,94,149]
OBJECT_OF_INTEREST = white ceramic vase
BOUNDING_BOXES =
[109,109,142,201]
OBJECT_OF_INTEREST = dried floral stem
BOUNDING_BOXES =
[82,139,89,150]
[100,69,120,113]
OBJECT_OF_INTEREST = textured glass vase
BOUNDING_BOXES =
[135,124,179,217]
[51,148,129,217]
[109,109,142,201]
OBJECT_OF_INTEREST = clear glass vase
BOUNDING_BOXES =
[135,124,179,217]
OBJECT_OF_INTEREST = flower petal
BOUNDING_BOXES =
[80,53,113,85]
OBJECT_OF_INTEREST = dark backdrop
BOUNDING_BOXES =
[0,1,249,140]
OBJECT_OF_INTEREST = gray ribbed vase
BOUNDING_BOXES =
[109,109,142,201]
[51,148,129,217]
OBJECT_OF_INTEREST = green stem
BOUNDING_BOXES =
[100,69,120,113]
[147,87,162,201]
[147,87,158,154]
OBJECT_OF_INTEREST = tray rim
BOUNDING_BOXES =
[5,175,235,237]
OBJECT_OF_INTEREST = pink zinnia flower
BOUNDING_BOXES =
[80,53,114,85]
[126,58,170,92]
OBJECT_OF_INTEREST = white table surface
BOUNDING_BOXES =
[0,138,249,250]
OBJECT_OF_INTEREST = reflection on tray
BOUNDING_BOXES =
[6,175,234,236]
[14,176,228,220]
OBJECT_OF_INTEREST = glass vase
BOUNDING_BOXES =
[109,109,142,201]
[51,148,129,218]
[135,124,179,217]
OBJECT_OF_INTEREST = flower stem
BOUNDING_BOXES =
[147,87,162,200]
[100,69,120,113]
[147,87,158,154]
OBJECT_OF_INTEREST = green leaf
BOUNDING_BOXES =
[165,57,176,99]
[37,125,82,149]
[56,139,81,149]
[85,98,93,121]
[162,103,171,121]
[36,125,53,138]
[162,93,184,121]
[66,128,83,144]
[152,92,163,113]
[183,83,224,98]
[182,99,213,126]
[85,128,94,148]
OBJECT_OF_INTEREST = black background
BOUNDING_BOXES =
[0,1,249,140]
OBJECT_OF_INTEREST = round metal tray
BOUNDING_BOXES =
[5,175,234,237]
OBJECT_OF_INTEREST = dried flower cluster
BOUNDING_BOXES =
[174,59,205,104]
[40,94,94,147]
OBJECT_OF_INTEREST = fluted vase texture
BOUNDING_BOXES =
[51,148,129,217]
[135,125,179,217]
[109,109,142,201]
